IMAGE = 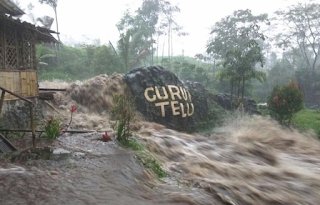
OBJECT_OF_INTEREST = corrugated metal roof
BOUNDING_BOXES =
[0,0,25,16]
[0,14,58,43]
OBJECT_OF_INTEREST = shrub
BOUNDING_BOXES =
[43,117,62,139]
[268,80,304,125]
[111,93,136,144]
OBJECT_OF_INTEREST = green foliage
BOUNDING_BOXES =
[43,117,62,139]
[38,44,124,81]
[274,1,320,107]
[111,93,136,144]
[36,44,56,68]
[136,151,167,178]
[90,45,123,75]
[116,134,167,178]
[207,9,268,103]
[122,138,144,151]
[268,80,304,125]
[207,9,269,59]
[292,109,320,137]
[197,97,230,134]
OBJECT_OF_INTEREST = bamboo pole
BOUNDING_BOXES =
[29,103,36,148]
[44,100,60,114]
[0,91,5,121]
[0,129,112,133]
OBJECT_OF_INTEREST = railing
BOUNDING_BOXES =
[0,86,36,148]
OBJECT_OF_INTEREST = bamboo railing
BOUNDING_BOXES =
[0,86,36,148]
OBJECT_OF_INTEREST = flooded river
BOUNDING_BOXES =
[2,115,320,205]
[1,76,320,204]
[0,133,215,205]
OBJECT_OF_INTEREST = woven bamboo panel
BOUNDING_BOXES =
[0,71,38,101]
[0,71,21,100]
[20,71,38,97]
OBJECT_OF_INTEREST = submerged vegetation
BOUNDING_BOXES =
[111,93,136,144]
[110,92,167,178]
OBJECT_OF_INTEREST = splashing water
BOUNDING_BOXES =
[0,165,26,174]
[136,115,320,205]
[35,76,320,204]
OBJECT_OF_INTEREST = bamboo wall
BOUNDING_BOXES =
[0,71,38,101]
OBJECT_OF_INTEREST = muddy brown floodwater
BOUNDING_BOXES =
[2,76,320,205]
[0,133,215,205]
[2,115,320,205]
[136,115,320,205]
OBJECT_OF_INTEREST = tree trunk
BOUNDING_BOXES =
[168,23,170,63]
[54,7,60,64]
[237,79,241,99]
[151,34,153,65]
[231,81,234,109]
[156,34,159,64]
[242,77,245,100]
[213,59,216,77]
[171,28,173,60]
[54,7,60,42]
[162,35,165,60]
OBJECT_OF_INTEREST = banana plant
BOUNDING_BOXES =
[36,45,56,68]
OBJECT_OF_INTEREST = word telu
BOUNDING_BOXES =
[144,85,195,117]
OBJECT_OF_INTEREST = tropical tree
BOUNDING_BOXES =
[36,45,56,68]
[90,45,123,75]
[136,0,161,64]
[159,0,188,62]
[39,0,60,42]
[208,10,268,104]
[274,1,320,107]
[207,9,269,59]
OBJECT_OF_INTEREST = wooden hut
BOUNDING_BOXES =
[0,0,58,101]
[0,0,57,148]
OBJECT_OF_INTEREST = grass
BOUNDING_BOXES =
[120,138,144,151]
[292,109,320,135]
[255,108,320,137]
[136,151,167,178]
[119,137,167,178]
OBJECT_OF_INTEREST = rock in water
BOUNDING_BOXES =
[53,148,71,155]
[211,93,260,114]
[124,66,207,132]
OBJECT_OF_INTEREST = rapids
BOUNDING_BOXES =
[1,75,320,204]
[136,115,320,205]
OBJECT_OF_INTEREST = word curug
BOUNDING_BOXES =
[144,85,194,118]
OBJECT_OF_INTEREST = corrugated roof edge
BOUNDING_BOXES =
[0,0,25,16]
[0,14,59,43]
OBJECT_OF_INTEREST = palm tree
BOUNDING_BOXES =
[117,30,153,71]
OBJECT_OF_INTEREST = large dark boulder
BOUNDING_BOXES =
[123,66,260,132]
[211,93,260,114]
[124,66,208,132]
[184,81,208,123]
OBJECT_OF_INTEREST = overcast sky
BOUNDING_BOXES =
[19,0,301,57]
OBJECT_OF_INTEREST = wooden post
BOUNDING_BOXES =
[0,91,5,122]
[29,103,36,148]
